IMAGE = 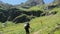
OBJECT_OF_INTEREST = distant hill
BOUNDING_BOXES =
[53,0,60,4]
[0,1,13,10]
[15,0,44,9]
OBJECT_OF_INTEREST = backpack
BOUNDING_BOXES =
[24,22,30,29]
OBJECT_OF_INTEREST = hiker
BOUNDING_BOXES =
[24,22,30,34]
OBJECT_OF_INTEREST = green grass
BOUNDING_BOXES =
[54,29,60,34]
[0,8,60,34]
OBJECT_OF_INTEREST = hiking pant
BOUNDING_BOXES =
[25,28,30,34]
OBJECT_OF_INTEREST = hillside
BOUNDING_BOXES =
[0,0,60,34]
[0,7,60,34]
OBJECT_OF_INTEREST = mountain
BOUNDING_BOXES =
[24,0,44,6]
[16,0,44,9]
[53,0,60,4]
[0,1,13,10]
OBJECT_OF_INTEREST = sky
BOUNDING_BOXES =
[0,0,54,5]
[44,0,54,4]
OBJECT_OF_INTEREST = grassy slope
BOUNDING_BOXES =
[31,8,60,34]
[0,7,60,34]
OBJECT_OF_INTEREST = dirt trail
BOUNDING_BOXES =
[33,27,48,34]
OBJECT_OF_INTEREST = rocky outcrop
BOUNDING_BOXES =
[17,0,44,9]
[25,0,44,6]
[53,0,60,4]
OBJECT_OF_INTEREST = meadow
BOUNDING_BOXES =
[0,7,60,34]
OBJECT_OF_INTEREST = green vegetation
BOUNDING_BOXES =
[0,0,60,34]
[0,7,60,34]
